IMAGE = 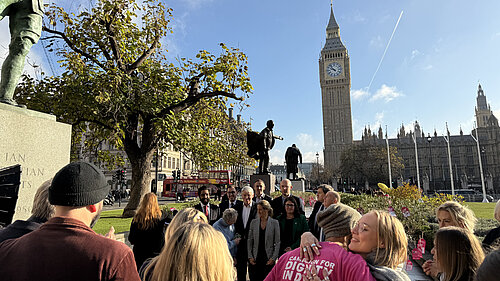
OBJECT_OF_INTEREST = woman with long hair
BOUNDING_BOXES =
[277,196,309,256]
[423,201,478,277]
[431,226,484,281]
[300,210,410,281]
[144,222,235,281]
[248,200,280,281]
[128,193,170,268]
[140,207,208,279]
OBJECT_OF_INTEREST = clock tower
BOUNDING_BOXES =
[320,3,353,172]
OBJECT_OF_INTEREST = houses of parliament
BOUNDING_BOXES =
[320,5,500,193]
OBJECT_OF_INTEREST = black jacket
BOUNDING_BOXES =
[219,199,243,214]
[308,201,324,239]
[194,203,220,225]
[271,195,305,219]
[252,194,273,203]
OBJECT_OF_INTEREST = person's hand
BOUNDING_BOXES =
[104,226,116,240]
[299,232,321,261]
[234,237,241,245]
[266,259,275,265]
[422,260,439,277]
[284,247,292,252]
[304,264,330,281]
[249,258,256,265]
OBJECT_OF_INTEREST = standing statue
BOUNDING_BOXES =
[285,144,302,180]
[0,0,44,106]
[246,120,283,175]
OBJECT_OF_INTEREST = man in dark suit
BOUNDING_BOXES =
[219,186,243,213]
[308,184,334,239]
[252,179,272,203]
[271,179,305,219]
[193,186,220,225]
[234,186,257,281]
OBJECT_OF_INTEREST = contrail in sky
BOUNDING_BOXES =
[367,11,404,94]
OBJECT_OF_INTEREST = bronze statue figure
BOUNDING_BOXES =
[285,144,302,180]
[246,120,282,175]
[0,0,44,106]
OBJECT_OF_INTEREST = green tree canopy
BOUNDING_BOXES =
[15,0,253,216]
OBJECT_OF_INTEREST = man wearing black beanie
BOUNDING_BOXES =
[0,161,141,281]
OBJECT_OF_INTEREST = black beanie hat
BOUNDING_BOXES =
[49,161,110,206]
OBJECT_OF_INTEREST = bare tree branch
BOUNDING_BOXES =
[42,26,107,70]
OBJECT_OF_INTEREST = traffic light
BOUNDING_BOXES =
[172,170,176,179]
[176,169,181,180]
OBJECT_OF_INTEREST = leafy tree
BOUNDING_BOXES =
[339,144,404,187]
[15,0,253,216]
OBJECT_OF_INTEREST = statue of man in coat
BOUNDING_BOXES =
[285,144,302,180]
[0,0,44,106]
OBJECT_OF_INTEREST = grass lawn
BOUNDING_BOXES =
[464,202,496,219]
[93,201,197,235]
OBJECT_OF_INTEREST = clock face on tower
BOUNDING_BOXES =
[326,62,342,77]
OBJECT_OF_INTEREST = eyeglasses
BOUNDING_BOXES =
[285,204,295,207]
[353,222,369,233]
[228,191,236,194]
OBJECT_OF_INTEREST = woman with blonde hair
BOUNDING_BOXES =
[431,226,484,281]
[434,201,477,232]
[423,201,478,278]
[140,207,208,279]
[128,193,170,268]
[143,222,235,281]
[300,210,410,281]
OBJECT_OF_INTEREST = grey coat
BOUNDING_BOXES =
[247,217,280,261]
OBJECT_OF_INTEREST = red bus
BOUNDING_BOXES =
[162,170,232,200]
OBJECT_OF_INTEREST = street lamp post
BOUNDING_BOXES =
[316,152,320,185]
[443,123,455,195]
[471,122,488,202]
[412,127,421,192]
[427,134,434,192]
[385,126,392,188]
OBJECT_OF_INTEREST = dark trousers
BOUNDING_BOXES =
[236,241,249,281]
[248,261,273,281]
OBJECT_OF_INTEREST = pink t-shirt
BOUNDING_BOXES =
[264,242,375,281]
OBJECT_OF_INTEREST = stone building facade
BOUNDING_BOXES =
[358,85,500,193]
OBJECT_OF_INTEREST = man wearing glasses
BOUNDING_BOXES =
[219,186,242,213]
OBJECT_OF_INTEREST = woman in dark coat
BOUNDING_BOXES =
[277,196,309,256]
[128,193,170,269]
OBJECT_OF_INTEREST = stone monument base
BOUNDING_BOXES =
[250,174,276,195]
[290,178,305,192]
[0,103,72,222]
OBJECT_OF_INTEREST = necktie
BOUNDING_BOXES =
[204,205,209,217]
[230,202,234,208]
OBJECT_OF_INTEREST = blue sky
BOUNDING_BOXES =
[1,0,500,166]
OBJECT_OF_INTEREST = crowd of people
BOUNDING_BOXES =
[1,161,500,281]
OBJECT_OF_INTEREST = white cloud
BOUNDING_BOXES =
[296,133,320,150]
[422,64,433,70]
[369,35,384,48]
[350,10,366,23]
[351,88,370,100]
[494,109,500,119]
[410,49,421,60]
[181,0,214,9]
[370,84,403,103]
[492,32,500,39]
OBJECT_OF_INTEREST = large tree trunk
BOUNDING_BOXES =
[121,115,157,218]
[122,149,154,217]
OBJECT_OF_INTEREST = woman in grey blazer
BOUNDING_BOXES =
[247,200,280,281]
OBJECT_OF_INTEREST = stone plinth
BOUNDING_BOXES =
[250,174,276,195]
[0,103,72,221]
[290,179,305,192]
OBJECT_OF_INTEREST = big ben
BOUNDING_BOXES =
[320,3,353,172]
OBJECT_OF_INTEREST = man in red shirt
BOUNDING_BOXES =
[0,161,140,281]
